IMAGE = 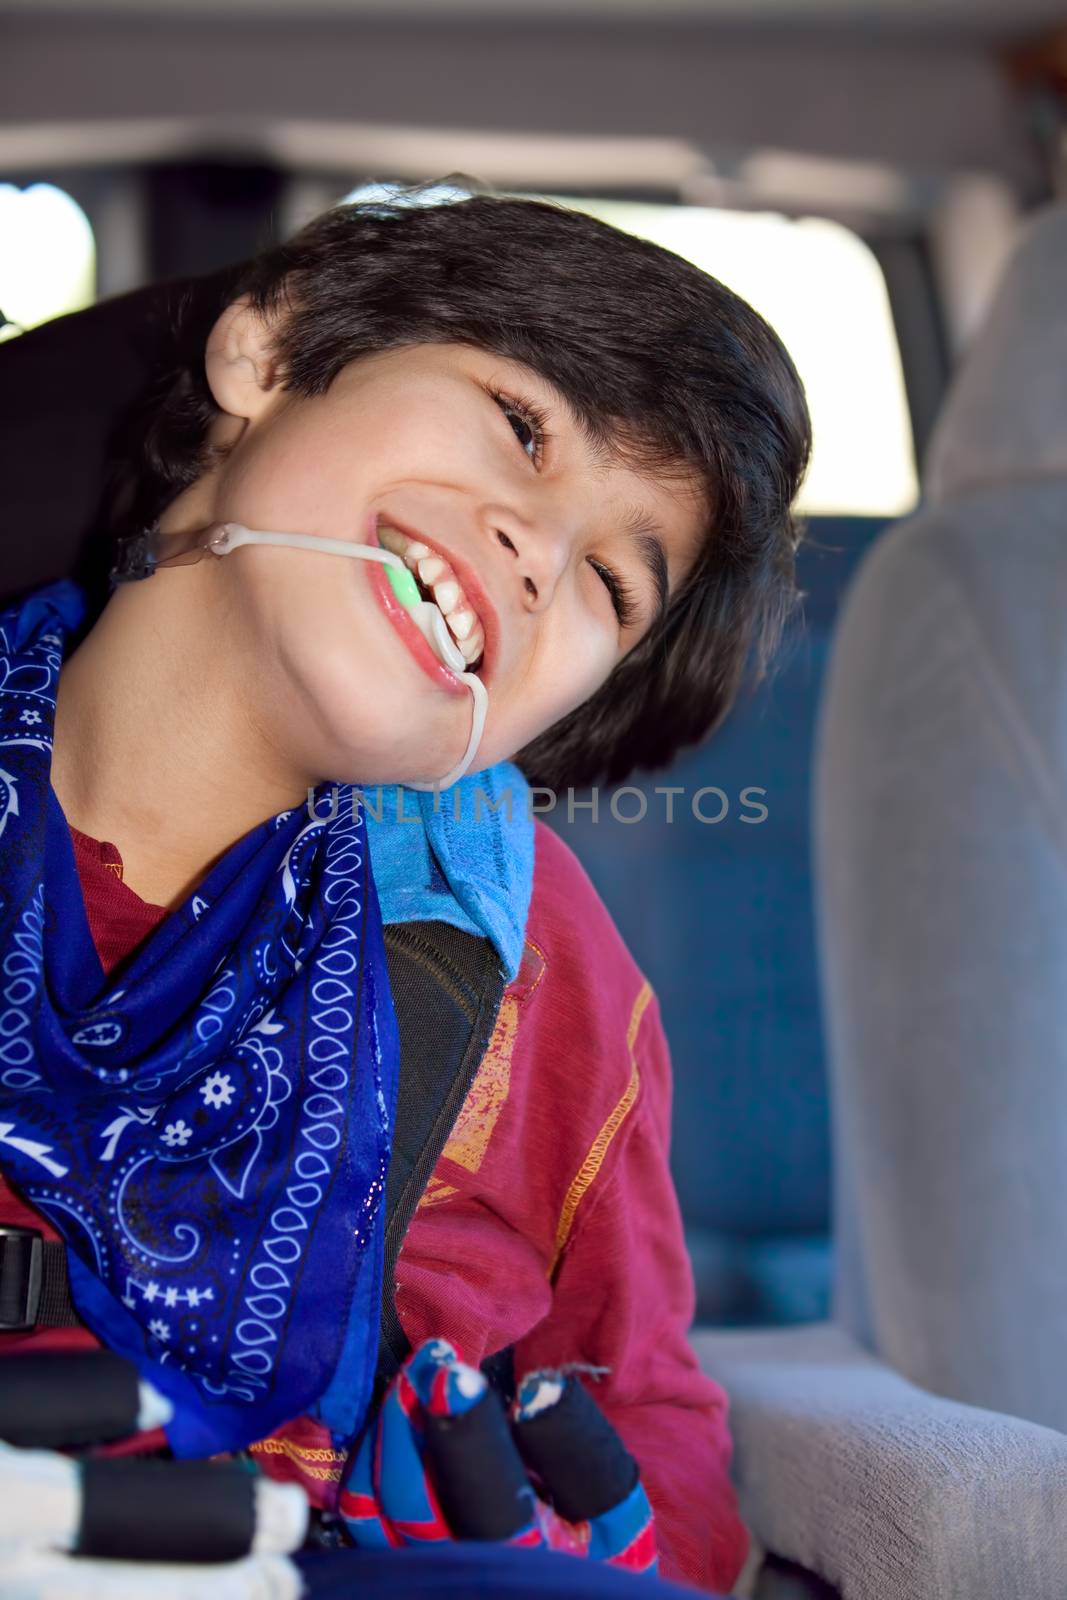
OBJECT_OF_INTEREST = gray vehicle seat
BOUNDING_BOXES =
[814,199,1067,1433]
[690,203,1067,1600]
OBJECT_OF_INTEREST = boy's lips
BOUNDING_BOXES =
[367,555,469,698]
[371,512,500,689]
[362,513,492,699]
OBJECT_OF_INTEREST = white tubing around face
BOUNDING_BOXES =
[203,523,487,789]
[404,669,488,792]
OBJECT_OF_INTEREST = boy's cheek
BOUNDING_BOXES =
[475,675,604,774]
[255,622,474,787]
[510,643,614,749]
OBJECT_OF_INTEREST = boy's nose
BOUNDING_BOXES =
[494,522,571,611]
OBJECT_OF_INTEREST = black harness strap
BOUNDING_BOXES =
[372,920,508,1403]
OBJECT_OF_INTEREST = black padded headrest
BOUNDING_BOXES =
[0,261,249,610]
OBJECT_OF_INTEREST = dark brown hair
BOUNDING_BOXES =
[108,184,811,789]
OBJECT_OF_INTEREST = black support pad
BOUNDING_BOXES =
[77,1457,257,1563]
[0,1350,141,1449]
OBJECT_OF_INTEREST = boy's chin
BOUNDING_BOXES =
[319,746,474,791]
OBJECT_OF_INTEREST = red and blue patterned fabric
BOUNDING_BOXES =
[339,1338,657,1573]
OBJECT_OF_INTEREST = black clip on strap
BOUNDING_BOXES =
[0,1225,42,1331]
[108,525,160,585]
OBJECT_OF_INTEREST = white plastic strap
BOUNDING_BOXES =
[204,523,487,788]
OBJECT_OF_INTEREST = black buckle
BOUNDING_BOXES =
[0,1225,43,1331]
[108,528,159,586]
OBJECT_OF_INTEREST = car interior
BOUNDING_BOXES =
[2,3,1066,1596]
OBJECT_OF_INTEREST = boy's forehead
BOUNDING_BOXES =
[333,340,709,550]
[336,342,563,405]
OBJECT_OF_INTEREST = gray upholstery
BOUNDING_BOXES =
[692,201,1067,1598]
[815,482,1067,1426]
[815,201,1067,1430]
[924,205,1067,499]
[694,1323,1067,1600]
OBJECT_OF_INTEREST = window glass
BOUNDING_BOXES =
[540,196,918,517]
[0,183,96,341]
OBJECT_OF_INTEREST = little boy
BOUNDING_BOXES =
[0,190,810,1592]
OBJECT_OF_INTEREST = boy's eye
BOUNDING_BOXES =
[588,558,641,631]
[484,385,549,469]
[505,406,538,461]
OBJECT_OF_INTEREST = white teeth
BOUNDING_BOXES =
[433,578,461,614]
[417,556,447,587]
[446,606,476,641]
[378,524,486,669]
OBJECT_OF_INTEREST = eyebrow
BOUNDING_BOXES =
[621,503,671,627]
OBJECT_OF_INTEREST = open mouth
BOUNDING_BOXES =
[377,523,486,674]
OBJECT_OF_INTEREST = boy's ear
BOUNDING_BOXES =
[204,292,285,430]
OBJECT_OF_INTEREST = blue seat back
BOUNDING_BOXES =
[545,515,893,1323]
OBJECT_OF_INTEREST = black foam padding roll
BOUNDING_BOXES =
[512,1374,639,1522]
[0,1350,140,1449]
[77,1457,257,1563]
[422,1390,535,1541]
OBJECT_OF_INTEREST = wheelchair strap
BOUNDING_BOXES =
[370,920,508,1404]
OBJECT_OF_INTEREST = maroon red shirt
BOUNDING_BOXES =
[0,818,748,1593]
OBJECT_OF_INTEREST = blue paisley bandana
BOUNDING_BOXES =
[0,580,400,1458]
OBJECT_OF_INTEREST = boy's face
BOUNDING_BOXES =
[174,301,705,790]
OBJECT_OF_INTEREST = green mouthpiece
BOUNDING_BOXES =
[385,561,421,610]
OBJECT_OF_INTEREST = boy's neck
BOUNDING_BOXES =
[50,572,312,913]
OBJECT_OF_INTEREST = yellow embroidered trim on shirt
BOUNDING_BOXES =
[547,980,652,1278]
[248,1437,344,1481]
[417,938,547,1207]
[418,1176,459,1209]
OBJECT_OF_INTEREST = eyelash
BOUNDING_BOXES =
[484,383,641,631]
[484,384,551,469]
[588,560,641,630]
